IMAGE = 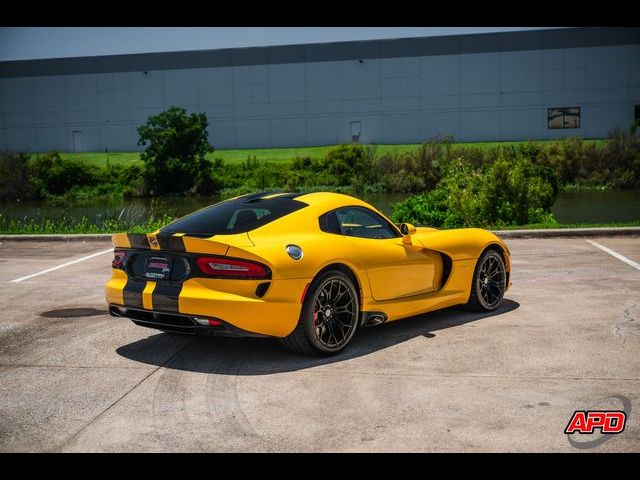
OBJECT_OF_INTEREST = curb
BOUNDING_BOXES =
[0,234,113,242]
[1,227,639,242]
[491,227,640,239]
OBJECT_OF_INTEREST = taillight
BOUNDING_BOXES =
[112,250,126,269]
[196,256,269,279]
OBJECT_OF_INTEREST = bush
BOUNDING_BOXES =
[391,154,558,228]
[601,129,640,188]
[391,188,461,228]
[30,151,101,197]
[0,150,35,200]
[532,132,640,188]
[476,155,556,226]
[137,106,215,195]
[322,144,372,185]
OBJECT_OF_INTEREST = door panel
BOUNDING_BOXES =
[323,205,439,301]
[350,237,437,301]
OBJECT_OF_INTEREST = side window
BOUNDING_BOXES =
[319,210,342,234]
[335,207,399,239]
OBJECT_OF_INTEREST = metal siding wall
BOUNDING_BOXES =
[5,128,36,151]
[1,39,639,151]
[198,67,234,105]
[36,127,67,151]
[164,68,199,107]
[631,45,640,88]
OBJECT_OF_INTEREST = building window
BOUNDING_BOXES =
[635,105,640,122]
[548,107,581,129]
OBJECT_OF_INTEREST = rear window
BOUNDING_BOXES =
[159,194,308,237]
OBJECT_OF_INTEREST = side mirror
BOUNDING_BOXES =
[400,223,416,244]
[400,223,416,236]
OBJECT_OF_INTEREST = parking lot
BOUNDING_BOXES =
[0,236,638,452]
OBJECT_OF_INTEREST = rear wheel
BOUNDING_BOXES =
[467,249,506,312]
[281,270,359,356]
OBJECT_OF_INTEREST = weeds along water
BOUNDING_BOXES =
[1,133,640,232]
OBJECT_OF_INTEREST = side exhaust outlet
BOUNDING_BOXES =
[364,312,388,327]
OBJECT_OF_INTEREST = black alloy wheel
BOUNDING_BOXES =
[467,249,506,311]
[281,270,359,356]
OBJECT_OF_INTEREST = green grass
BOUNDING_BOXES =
[211,145,335,163]
[56,139,607,168]
[2,217,638,235]
[0,215,173,235]
[56,151,142,168]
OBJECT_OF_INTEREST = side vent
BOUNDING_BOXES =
[440,253,453,290]
[255,282,271,298]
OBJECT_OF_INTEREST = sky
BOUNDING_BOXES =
[0,27,560,62]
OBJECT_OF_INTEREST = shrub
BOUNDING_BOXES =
[322,144,372,185]
[477,155,556,226]
[391,187,462,229]
[601,129,640,188]
[30,151,101,197]
[137,106,215,195]
[391,154,558,228]
[0,150,35,200]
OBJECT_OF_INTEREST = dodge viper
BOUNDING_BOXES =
[106,191,511,355]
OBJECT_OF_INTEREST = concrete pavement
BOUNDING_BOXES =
[0,236,638,452]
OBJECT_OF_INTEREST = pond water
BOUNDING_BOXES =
[1,189,639,226]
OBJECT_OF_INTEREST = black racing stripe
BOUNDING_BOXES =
[123,279,146,308]
[156,235,186,252]
[127,233,150,249]
[152,283,183,313]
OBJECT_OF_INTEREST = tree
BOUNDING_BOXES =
[137,106,215,195]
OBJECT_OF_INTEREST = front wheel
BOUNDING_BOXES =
[467,249,506,312]
[280,270,360,356]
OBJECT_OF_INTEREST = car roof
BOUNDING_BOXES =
[238,191,368,208]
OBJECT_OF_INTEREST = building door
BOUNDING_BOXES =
[350,121,361,143]
[72,130,83,152]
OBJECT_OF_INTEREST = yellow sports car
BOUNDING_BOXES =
[106,191,511,356]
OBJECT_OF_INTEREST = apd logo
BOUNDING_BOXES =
[565,411,626,434]
[564,395,630,449]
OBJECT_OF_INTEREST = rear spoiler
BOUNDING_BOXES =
[111,233,244,256]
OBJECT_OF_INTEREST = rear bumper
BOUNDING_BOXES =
[109,304,268,337]
[105,272,309,338]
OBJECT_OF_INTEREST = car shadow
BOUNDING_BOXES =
[116,299,519,375]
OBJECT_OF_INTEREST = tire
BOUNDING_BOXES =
[281,270,360,356]
[466,249,507,312]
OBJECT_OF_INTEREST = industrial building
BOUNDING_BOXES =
[0,27,639,152]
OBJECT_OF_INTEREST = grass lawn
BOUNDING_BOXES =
[3,219,638,235]
[56,151,142,168]
[57,139,606,168]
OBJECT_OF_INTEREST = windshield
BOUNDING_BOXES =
[159,193,308,237]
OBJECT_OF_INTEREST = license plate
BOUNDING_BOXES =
[144,256,173,280]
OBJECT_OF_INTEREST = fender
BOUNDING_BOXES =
[412,227,509,261]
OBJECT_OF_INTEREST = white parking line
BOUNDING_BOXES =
[585,240,640,271]
[9,248,113,283]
